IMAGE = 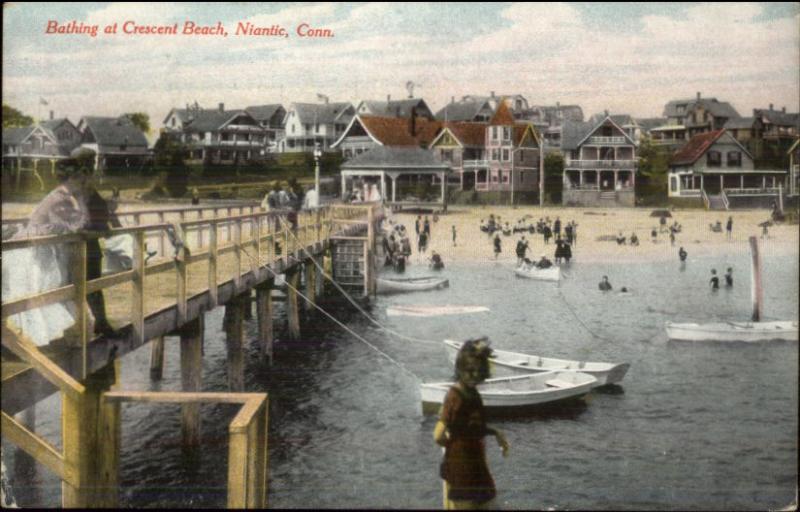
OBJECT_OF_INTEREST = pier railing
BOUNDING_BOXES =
[1,201,380,508]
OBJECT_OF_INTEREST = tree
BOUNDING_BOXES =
[3,104,34,128]
[152,133,189,197]
[543,152,564,204]
[636,137,670,204]
[124,112,150,134]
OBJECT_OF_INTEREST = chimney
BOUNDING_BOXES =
[782,106,786,113]
[556,101,560,109]
[218,102,224,113]
[409,106,417,136]
[49,110,54,121]
[769,103,774,110]
[696,91,701,100]
[604,109,609,116]
[451,96,455,104]
[387,94,391,102]
[490,91,495,98]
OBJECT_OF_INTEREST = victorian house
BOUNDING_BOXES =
[244,104,286,153]
[668,129,787,209]
[561,115,638,207]
[429,101,541,195]
[163,103,266,165]
[657,92,741,143]
[435,98,494,123]
[279,101,354,152]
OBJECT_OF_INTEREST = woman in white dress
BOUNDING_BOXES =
[2,162,90,346]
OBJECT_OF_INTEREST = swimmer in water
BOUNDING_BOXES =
[598,275,612,291]
[678,246,687,262]
[724,267,733,287]
[709,269,720,290]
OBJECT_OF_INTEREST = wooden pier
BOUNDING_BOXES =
[1,201,382,508]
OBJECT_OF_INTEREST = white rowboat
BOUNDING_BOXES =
[514,265,560,282]
[420,371,597,410]
[665,321,798,342]
[376,276,449,294]
[386,305,489,317]
[443,339,630,386]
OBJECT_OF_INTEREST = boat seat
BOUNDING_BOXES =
[545,378,573,388]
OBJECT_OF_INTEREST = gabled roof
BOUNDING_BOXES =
[572,115,636,149]
[292,102,354,124]
[532,105,585,124]
[341,146,449,170]
[162,108,193,125]
[2,125,37,145]
[669,129,752,165]
[182,110,249,133]
[358,98,433,119]
[513,124,541,147]
[753,108,800,127]
[40,118,77,132]
[332,115,443,148]
[723,117,757,130]
[435,100,492,122]
[80,117,148,146]
[245,104,285,122]
[489,100,515,126]
[664,97,740,119]
[428,122,486,149]
[559,120,595,150]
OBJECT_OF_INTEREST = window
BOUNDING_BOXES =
[291,124,295,134]
[502,172,509,183]
[492,149,499,161]
[519,151,525,163]
[707,150,721,167]
[519,171,524,182]
[491,126,498,141]
[171,117,176,127]
[305,124,311,132]
[502,127,511,141]
[670,177,677,192]
[502,149,510,161]
[315,123,320,133]
[491,173,498,183]
[727,151,741,167]
[441,149,453,162]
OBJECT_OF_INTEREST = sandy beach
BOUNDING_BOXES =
[384,206,798,265]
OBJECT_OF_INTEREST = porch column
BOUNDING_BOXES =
[700,175,704,192]
[613,170,618,188]
[762,176,766,189]
[391,176,397,202]
[380,172,386,201]
[341,173,347,198]
[719,175,723,190]
[460,171,464,191]
[771,176,776,188]
[596,171,600,189]
[440,172,446,205]
[740,175,744,189]
[631,171,635,188]
[579,171,584,186]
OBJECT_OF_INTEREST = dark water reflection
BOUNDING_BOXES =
[4,251,797,509]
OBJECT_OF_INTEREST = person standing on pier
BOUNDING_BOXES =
[416,215,422,238]
[554,217,561,240]
[434,338,509,510]
[493,233,502,259]
[452,225,457,247]
[424,216,431,241]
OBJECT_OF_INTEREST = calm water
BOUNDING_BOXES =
[5,249,798,510]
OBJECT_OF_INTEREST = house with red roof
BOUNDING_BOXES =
[561,115,638,206]
[668,129,787,209]
[429,100,542,198]
[330,112,442,158]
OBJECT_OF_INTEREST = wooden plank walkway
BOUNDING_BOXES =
[2,203,375,414]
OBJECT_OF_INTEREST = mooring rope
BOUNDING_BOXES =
[239,244,422,383]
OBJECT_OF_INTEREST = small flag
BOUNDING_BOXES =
[39,97,48,106]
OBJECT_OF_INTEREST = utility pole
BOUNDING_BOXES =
[539,129,545,207]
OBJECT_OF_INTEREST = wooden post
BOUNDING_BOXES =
[149,336,165,381]
[244,290,253,320]
[749,236,763,322]
[224,295,246,391]
[73,239,89,378]
[62,360,120,508]
[209,224,218,307]
[180,317,204,449]
[286,269,301,340]
[198,209,205,247]
[234,219,242,293]
[132,231,146,346]
[304,260,316,311]
[256,280,274,364]
[158,213,166,257]
[176,228,188,324]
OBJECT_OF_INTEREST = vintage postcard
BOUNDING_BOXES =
[2,2,798,509]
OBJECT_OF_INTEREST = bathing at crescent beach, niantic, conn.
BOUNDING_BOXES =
[2,2,798,510]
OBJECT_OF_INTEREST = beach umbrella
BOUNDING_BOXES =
[650,209,672,218]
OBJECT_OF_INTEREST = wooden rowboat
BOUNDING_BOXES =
[443,339,630,386]
[376,276,449,294]
[420,371,597,412]
[386,305,489,317]
[665,320,798,342]
[514,265,560,282]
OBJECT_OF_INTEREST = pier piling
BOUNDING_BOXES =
[180,318,203,449]
[304,260,316,312]
[224,295,247,391]
[286,269,301,339]
[149,336,165,381]
[256,280,274,364]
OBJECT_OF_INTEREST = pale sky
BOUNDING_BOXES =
[3,2,799,137]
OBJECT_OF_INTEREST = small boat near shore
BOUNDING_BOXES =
[514,265,560,282]
[420,371,597,413]
[665,320,798,342]
[443,339,630,386]
[387,305,489,317]
[376,276,449,294]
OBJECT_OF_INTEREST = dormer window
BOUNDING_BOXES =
[727,151,741,167]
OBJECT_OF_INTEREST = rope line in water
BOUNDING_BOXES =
[239,244,421,383]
